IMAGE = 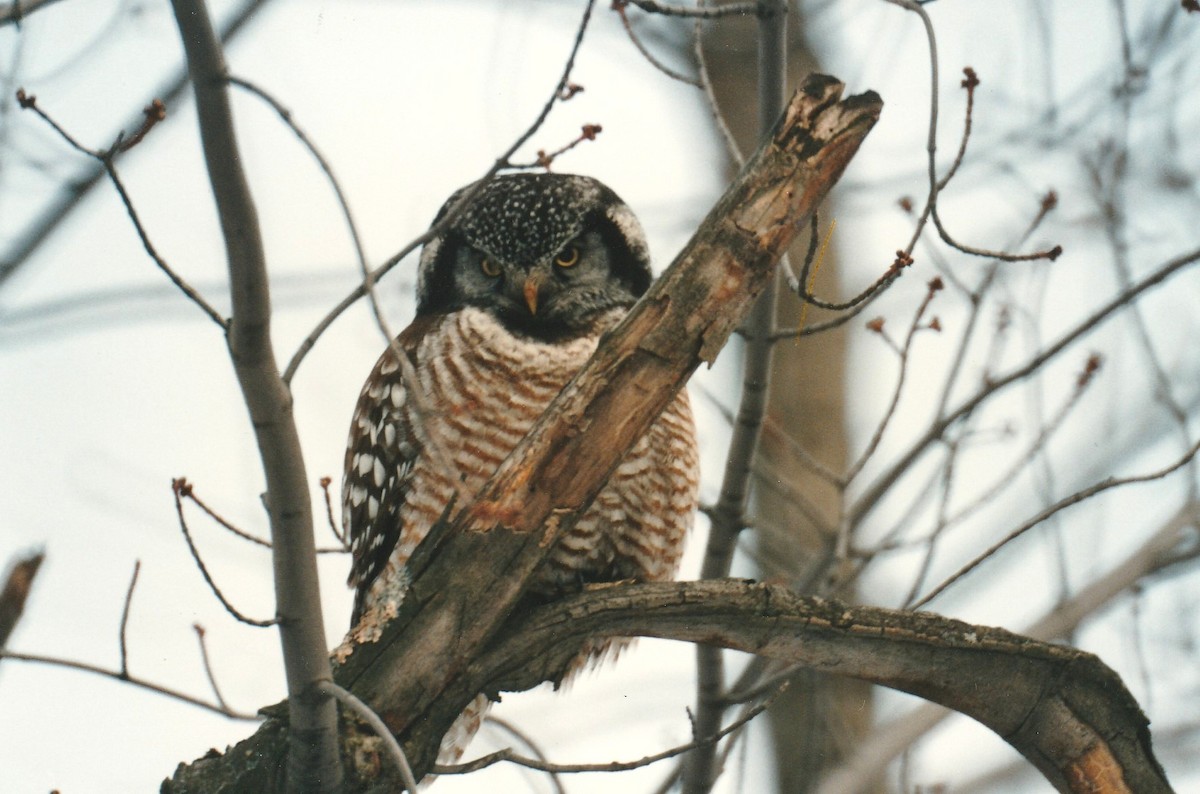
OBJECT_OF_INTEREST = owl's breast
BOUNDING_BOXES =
[403,306,697,591]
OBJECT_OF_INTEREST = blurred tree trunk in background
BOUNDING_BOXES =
[701,6,873,792]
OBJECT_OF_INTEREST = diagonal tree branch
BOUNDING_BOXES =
[334,74,881,776]
[163,74,881,790]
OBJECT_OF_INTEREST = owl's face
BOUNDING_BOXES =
[446,228,633,338]
[417,174,652,340]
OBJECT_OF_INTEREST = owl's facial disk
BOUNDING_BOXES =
[453,231,636,339]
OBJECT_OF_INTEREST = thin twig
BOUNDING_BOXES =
[0,0,273,291]
[319,476,348,548]
[319,680,419,792]
[844,278,943,486]
[0,649,260,719]
[692,6,744,167]
[930,256,999,419]
[15,88,91,153]
[436,685,783,776]
[769,249,912,341]
[899,443,958,607]
[786,214,829,323]
[836,280,943,561]
[941,355,1100,530]
[118,560,140,677]
[485,716,567,794]
[102,161,230,327]
[176,477,271,548]
[192,623,233,714]
[515,123,604,170]
[228,75,371,282]
[176,476,346,554]
[848,246,1200,531]
[883,0,1061,263]
[13,92,230,328]
[117,99,167,153]
[913,434,1200,608]
[768,283,892,341]
[171,478,278,628]
[227,75,401,375]
[614,2,701,86]
[934,68,978,191]
[785,214,908,316]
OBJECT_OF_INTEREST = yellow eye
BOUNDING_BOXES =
[480,258,502,277]
[554,246,580,268]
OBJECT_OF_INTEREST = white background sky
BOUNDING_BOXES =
[2,1,1198,792]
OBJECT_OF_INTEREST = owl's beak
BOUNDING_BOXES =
[523,273,543,315]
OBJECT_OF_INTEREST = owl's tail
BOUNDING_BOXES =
[429,693,490,776]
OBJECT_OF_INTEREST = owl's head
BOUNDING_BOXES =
[416,173,652,340]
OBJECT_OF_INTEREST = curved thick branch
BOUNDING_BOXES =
[166,581,1173,793]
[475,582,1173,794]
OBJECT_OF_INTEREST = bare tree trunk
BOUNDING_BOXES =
[171,2,342,790]
[701,4,871,791]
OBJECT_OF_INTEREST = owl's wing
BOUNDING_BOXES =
[343,316,438,625]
